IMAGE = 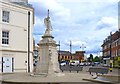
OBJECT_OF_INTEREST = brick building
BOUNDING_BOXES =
[101,30,120,67]
[58,51,85,62]
[58,51,71,61]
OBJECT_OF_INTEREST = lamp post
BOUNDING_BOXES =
[109,32,113,72]
[80,44,86,63]
[70,41,72,56]
[80,44,86,51]
[58,41,60,62]
[70,40,72,63]
[33,50,38,59]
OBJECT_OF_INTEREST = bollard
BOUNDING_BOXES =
[109,60,113,72]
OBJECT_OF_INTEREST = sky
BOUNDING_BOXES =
[29,0,119,57]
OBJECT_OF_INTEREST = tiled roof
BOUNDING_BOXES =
[58,51,71,55]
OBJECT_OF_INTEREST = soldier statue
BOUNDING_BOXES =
[44,9,52,35]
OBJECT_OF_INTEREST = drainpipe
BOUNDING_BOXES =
[28,11,30,73]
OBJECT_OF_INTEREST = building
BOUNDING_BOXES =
[72,51,85,62]
[58,51,71,61]
[58,51,85,63]
[0,0,34,73]
[101,30,120,67]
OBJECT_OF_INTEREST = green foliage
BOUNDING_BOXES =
[99,56,103,63]
[93,56,100,62]
[87,54,94,62]
[87,57,90,62]
[90,54,93,62]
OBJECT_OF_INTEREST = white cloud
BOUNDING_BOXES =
[97,17,117,27]
[57,0,119,3]
[65,40,87,47]
[29,0,71,22]
[35,16,43,26]
[29,0,118,55]
[96,16,118,31]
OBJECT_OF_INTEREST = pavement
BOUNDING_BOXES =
[83,67,120,84]
[1,72,94,83]
[0,66,120,84]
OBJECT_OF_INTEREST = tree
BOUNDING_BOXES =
[87,54,93,62]
[99,56,103,63]
[93,56,100,62]
[89,54,93,62]
[87,57,90,62]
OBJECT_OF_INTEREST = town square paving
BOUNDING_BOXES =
[1,71,93,83]
[0,67,119,84]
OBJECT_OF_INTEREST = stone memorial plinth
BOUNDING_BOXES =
[33,10,63,77]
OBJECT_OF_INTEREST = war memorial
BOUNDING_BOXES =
[33,9,64,77]
[1,10,120,84]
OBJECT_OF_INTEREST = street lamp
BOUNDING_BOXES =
[33,50,38,59]
[70,41,72,56]
[80,44,86,51]
[70,40,72,59]
[109,32,113,72]
[80,44,86,63]
[70,40,72,62]
[58,41,60,61]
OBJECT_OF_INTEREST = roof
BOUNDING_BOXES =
[75,51,85,53]
[101,30,120,47]
[58,51,71,55]
[12,2,33,8]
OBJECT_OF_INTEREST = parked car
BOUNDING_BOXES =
[79,63,84,66]
[70,61,79,66]
[87,62,91,66]
[83,62,88,66]
[94,62,100,64]
[59,61,66,66]
[94,62,100,66]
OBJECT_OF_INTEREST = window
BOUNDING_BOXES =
[118,39,120,45]
[104,45,107,49]
[118,49,120,56]
[2,31,9,45]
[2,11,10,23]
